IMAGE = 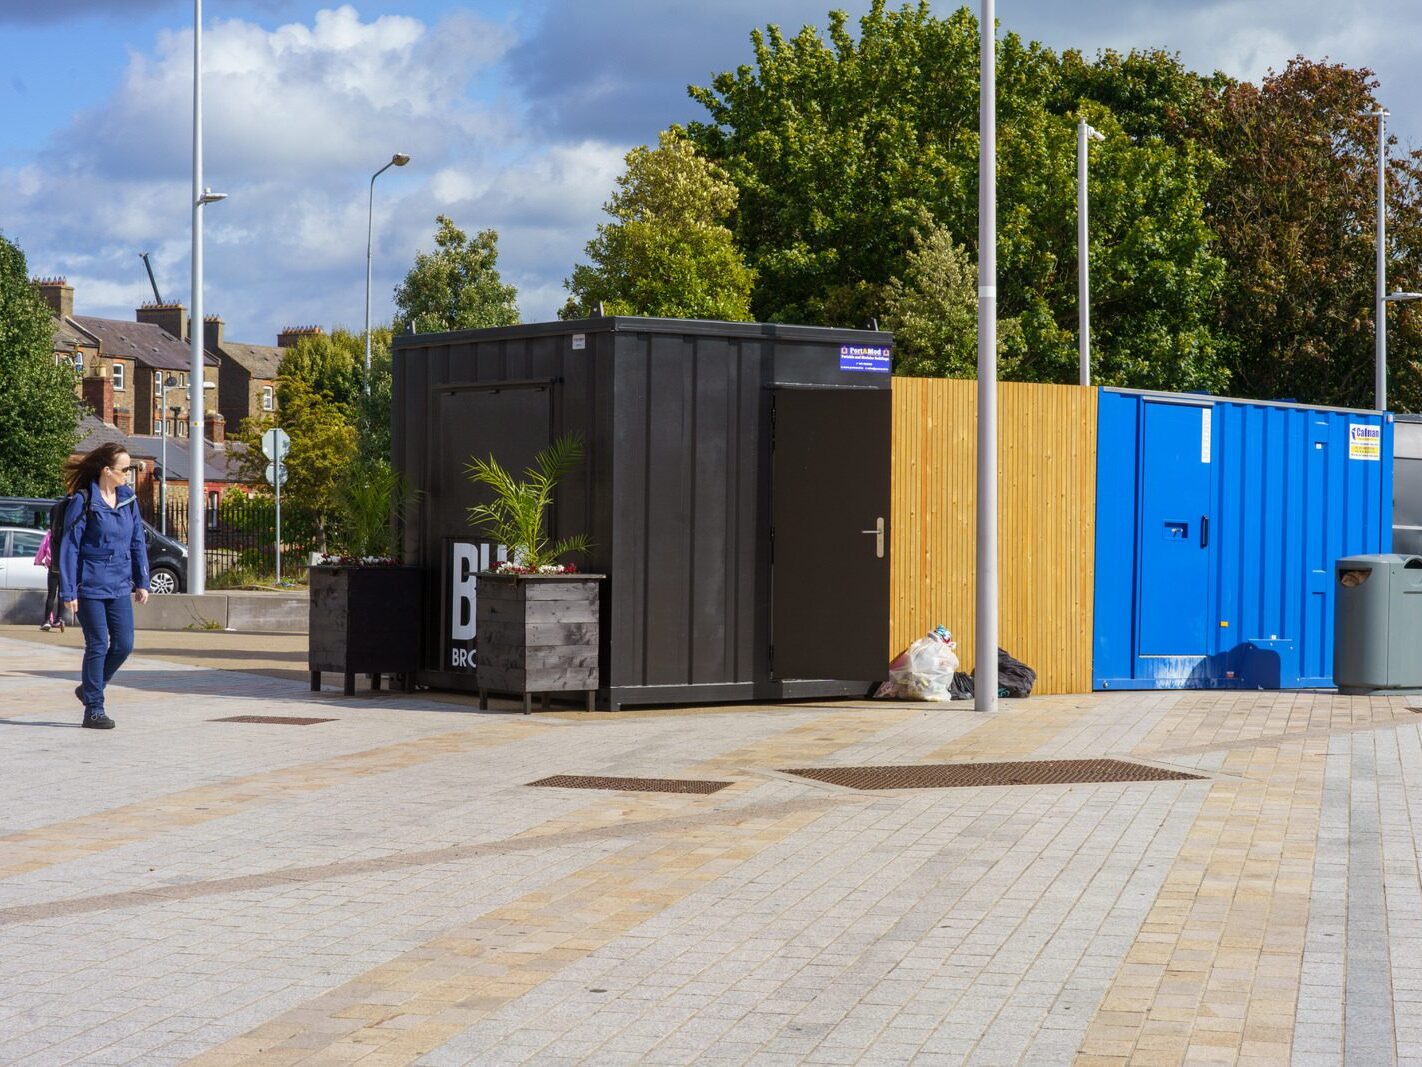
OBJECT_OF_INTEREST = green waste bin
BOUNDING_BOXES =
[1334,554,1422,694]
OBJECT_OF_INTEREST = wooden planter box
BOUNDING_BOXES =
[476,573,604,712]
[309,565,422,696]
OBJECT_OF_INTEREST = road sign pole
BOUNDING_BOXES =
[261,427,291,587]
[275,450,282,585]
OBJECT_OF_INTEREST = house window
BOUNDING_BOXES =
[72,353,84,374]
[262,385,274,411]
[112,362,125,391]
[207,492,220,530]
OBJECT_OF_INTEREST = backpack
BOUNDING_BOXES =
[48,494,93,565]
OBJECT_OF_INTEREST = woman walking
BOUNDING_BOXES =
[34,514,64,631]
[58,442,151,729]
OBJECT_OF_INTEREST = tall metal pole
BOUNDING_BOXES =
[1078,119,1102,387]
[364,172,377,392]
[1374,108,1389,411]
[364,154,409,393]
[159,398,168,536]
[976,0,998,713]
[189,0,206,594]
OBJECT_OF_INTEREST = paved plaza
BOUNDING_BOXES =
[2,627,1421,1065]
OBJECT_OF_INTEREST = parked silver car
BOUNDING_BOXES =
[0,526,48,590]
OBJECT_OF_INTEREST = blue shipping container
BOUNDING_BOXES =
[1093,390,1392,690]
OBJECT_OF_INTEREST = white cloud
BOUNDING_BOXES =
[4,5,633,341]
[1008,0,1422,147]
[53,5,509,181]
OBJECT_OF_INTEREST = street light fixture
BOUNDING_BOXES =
[365,152,411,390]
[1078,119,1105,387]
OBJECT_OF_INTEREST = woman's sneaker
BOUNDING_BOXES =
[40,620,52,631]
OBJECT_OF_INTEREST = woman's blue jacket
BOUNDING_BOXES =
[58,482,151,601]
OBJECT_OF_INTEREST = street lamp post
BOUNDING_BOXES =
[976,0,998,713]
[190,0,225,595]
[158,374,176,535]
[1365,107,1390,409]
[1078,118,1105,387]
[365,152,411,390]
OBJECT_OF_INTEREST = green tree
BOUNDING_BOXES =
[354,333,394,468]
[278,328,364,414]
[235,377,356,552]
[1054,47,1229,147]
[235,335,365,551]
[274,325,394,464]
[1195,58,1422,408]
[394,216,519,334]
[563,128,755,320]
[687,3,1227,390]
[0,235,79,495]
[882,222,980,377]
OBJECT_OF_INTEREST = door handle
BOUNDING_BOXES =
[1201,516,1209,548]
[861,517,885,559]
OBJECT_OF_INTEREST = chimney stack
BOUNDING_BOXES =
[203,314,224,355]
[80,365,114,424]
[136,302,188,342]
[206,412,226,445]
[32,277,74,320]
[277,324,324,349]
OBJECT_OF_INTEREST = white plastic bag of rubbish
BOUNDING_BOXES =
[878,627,960,701]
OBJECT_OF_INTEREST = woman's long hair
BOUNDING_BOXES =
[65,442,128,496]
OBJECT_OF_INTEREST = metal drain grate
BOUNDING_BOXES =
[529,775,733,794]
[780,759,1203,790]
[209,715,337,726]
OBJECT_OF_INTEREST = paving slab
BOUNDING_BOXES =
[2,631,1421,1064]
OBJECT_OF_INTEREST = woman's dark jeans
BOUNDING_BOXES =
[76,596,134,712]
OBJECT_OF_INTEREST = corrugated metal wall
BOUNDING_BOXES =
[1093,391,1393,690]
[891,377,1098,695]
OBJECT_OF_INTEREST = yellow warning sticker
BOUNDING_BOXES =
[1349,423,1381,461]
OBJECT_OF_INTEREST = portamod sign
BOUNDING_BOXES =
[839,344,892,373]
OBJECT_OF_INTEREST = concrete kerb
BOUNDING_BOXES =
[0,590,307,634]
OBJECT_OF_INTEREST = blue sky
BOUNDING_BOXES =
[3,0,1421,345]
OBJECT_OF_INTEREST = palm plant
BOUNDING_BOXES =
[466,434,590,570]
[332,460,411,559]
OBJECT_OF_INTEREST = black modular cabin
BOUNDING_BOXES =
[391,316,893,709]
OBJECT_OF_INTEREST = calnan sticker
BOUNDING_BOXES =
[1348,423,1381,461]
[840,344,892,373]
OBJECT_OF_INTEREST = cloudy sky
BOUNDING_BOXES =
[3,0,1421,345]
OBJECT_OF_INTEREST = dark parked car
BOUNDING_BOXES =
[0,495,188,594]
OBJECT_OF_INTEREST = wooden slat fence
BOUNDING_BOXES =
[890,377,1098,695]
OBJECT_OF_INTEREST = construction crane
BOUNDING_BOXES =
[139,252,162,304]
